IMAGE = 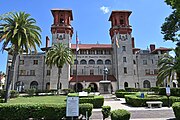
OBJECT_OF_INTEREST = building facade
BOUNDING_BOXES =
[7,9,171,92]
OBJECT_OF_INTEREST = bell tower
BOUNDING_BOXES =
[109,10,134,89]
[51,9,73,45]
[50,9,73,90]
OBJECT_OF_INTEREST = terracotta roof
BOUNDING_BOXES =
[151,47,172,54]
[71,44,112,50]
[70,75,116,82]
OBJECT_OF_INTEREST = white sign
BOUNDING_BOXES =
[66,97,79,117]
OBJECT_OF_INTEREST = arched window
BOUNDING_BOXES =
[89,59,95,64]
[80,59,87,64]
[30,81,38,89]
[46,82,50,90]
[105,59,111,65]
[74,59,78,64]
[97,59,103,64]
[143,80,151,88]
[124,82,128,88]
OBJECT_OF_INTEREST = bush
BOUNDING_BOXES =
[25,89,36,96]
[102,106,111,120]
[79,103,93,118]
[0,103,93,119]
[125,87,150,92]
[111,109,130,120]
[125,95,180,107]
[115,92,136,98]
[172,102,180,119]
[0,90,5,98]
[82,87,91,93]
[10,90,19,98]
[93,96,104,108]
[61,88,75,95]
[115,89,126,92]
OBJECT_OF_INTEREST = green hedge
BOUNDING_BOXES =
[0,103,93,120]
[125,95,180,107]
[125,87,150,92]
[111,109,130,120]
[172,102,180,119]
[115,92,136,98]
[80,95,104,108]
[102,106,111,120]
[154,87,180,97]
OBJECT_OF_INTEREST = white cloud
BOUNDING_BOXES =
[100,6,110,14]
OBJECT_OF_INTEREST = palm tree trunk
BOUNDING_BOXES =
[57,67,62,95]
[4,50,18,103]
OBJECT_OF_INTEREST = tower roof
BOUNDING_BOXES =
[109,10,132,21]
[51,8,73,20]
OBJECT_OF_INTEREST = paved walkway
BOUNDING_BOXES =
[89,95,175,120]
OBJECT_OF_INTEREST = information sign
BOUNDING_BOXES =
[66,97,79,117]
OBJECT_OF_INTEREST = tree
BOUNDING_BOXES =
[45,43,74,94]
[0,12,42,102]
[157,53,176,86]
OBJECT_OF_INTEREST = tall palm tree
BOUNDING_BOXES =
[0,12,42,102]
[157,52,179,86]
[46,43,74,94]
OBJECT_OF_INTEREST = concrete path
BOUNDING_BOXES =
[89,97,176,120]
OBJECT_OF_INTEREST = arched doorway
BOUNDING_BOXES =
[30,81,38,89]
[46,82,50,90]
[143,80,151,88]
[124,82,128,88]
[88,83,98,92]
[74,83,83,92]
[15,81,24,92]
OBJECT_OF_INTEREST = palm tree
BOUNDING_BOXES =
[46,43,74,94]
[157,49,180,86]
[0,12,42,102]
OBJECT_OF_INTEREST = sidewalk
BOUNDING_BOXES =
[90,96,175,120]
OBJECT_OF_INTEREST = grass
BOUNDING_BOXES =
[7,95,67,104]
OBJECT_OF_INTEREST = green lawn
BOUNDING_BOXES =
[8,96,67,104]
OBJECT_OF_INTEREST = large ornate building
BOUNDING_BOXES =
[7,9,171,92]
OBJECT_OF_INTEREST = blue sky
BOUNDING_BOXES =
[0,0,175,73]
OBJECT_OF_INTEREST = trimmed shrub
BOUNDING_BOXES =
[115,92,136,98]
[150,87,159,94]
[172,102,180,119]
[115,89,126,92]
[0,90,5,98]
[102,106,111,120]
[79,103,93,118]
[68,93,79,97]
[82,87,91,93]
[10,90,19,98]
[125,95,180,107]
[125,87,150,92]
[25,89,36,96]
[111,109,130,120]
[93,96,104,108]
[61,88,75,95]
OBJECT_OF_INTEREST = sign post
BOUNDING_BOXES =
[166,85,171,107]
[66,96,79,119]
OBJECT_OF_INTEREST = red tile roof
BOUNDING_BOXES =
[151,47,172,54]
[71,44,112,50]
[70,75,116,82]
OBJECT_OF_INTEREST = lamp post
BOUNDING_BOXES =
[4,59,12,103]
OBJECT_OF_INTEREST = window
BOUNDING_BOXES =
[74,59,78,65]
[30,70,35,76]
[80,50,87,54]
[143,60,147,65]
[60,18,64,23]
[145,69,150,75]
[96,50,103,55]
[124,67,127,74]
[123,57,127,62]
[88,50,95,55]
[133,60,136,64]
[134,70,136,75]
[104,50,111,55]
[19,60,24,65]
[47,70,51,76]
[33,60,38,65]
[151,59,154,64]
[73,69,76,75]
[19,70,26,75]
[80,59,87,64]
[90,69,94,75]
[89,59,95,64]
[97,59,103,64]
[105,59,111,65]
[120,19,124,25]
[154,69,158,74]
[122,46,126,51]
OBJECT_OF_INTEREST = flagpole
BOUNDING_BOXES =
[75,31,78,92]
